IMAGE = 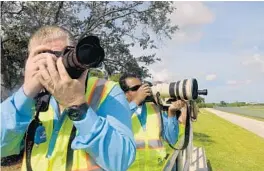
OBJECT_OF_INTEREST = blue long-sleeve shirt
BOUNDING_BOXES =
[1,85,136,171]
[129,102,179,145]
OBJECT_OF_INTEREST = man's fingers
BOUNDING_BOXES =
[36,73,48,89]
[143,87,151,92]
[57,57,71,82]
[171,100,186,109]
[36,71,55,94]
[33,59,48,71]
[171,101,179,107]
[28,54,49,72]
[146,93,151,96]
[31,54,56,71]
[177,101,183,107]
[31,54,48,63]
[29,45,53,58]
[142,84,150,88]
[78,70,88,85]
[39,65,51,81]
[179,100,186,106]
[32,70,39,78]
[26,56,46,71]
[46,54,59,82]
[29,65,40,73]
[143,86,150,89]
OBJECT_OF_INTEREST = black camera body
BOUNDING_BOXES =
[35,36,105,113]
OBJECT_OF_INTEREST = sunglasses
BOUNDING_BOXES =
[126,85,141,92]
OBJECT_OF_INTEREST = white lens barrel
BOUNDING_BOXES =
[151,78,198,100]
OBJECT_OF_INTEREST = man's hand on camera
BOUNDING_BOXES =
[36,57,87,108]
[168,100,187,117]
[23,46,57,98]
[132,84,151,106]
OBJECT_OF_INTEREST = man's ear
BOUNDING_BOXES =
[125,92,131,101]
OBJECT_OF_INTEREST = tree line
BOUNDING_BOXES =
[1,1,178,101]
[195,96,263,108]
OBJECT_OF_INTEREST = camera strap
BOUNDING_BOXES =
[25,91,51,171]
[179,104,191,150]
[158,103,191,151]
[66,126,77,171]
[24,74,89,171]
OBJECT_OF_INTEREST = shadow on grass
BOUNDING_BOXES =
[1,150,23,167]
[207,159,213,171]
[193,132,215,145]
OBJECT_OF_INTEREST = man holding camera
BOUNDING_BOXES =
[119,73,187,170]
[1,26,136,171]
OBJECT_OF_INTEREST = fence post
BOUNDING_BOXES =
[183,118,193,171]
[176,150,184,171]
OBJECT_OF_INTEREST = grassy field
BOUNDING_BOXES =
[223,111,264,122]
[214,106,264,120]
[193,109,264,171]
[1,109,264,171]
[242,105,264,110]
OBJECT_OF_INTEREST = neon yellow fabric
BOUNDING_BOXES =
[21,76,116,171]
[171,123,185,149]
[128,102,175,171]
[178,123,185,139]
[85,77,99,105]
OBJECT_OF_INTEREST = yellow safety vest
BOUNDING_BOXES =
[128,102,179,171]
[21,77,117,171]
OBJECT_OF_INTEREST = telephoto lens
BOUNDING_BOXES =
[151,78,208,101]
[62,36,105,79]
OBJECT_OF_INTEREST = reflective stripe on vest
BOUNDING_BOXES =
[149,139,163,149]
[21,76,116,171]
[71,154,102,171]
[135,140,145,149]
[86,77,112,111]
[128,102,175,171]
[136,139,164,150]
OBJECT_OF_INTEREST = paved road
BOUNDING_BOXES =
[205,108,264,139]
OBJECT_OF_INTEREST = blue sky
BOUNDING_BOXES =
[130,2,264,103]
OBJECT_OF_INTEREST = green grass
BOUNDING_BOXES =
[214,106,264,120]
[242,106,264,111]
[228,112,264,122]
[192,109,264,171]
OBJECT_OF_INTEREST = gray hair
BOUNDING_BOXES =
[28,25,75,53]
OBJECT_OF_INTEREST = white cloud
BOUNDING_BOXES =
[149,67,182,83]
[130,2,214,47]
[206,74,217,81]
[149,68,171,82]
[242,53,264,73]
[226,80,237,85]
[134,3,263,103]
[245,80,252,84]
[167,2,214,43]
[253,46,259,51]
[173,31,203,44]
[226,79,252,86]
[170,2,215,28]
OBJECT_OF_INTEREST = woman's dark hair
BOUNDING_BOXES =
[119,73,141,92]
